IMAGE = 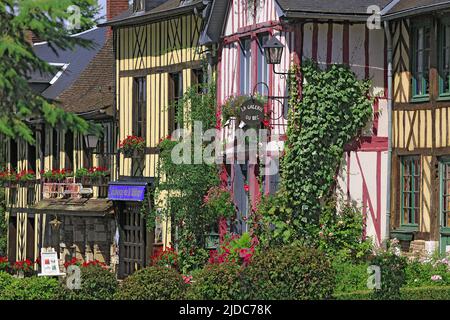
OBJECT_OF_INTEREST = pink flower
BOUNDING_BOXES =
[182,275,193,284]
[431,275,443,281]
[243,184,250,192]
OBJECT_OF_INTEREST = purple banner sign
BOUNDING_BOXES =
[108,184,146,201]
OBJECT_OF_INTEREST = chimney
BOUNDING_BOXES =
[107,0,130,21]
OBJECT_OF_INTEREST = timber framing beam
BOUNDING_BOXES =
[119,60,203,78]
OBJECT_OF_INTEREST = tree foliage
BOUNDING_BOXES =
[149,82,222,273]
[0,0,100,143]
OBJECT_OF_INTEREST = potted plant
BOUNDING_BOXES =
[119,135,146,158]
[0,169,16,187]
[12,259,34,277]
[16,169,36,187]
[0,256,9,273]
[76,167,109,185]
[41,169,72,182]
[89,166,109,184]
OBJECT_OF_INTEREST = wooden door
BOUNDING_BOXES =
[118,202,147,278]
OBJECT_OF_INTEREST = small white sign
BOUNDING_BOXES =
[38,249,65,277]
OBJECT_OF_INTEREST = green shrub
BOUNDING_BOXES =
[0,276,59,300]
[368,251,407,300]
[58,265,117,300]
[335,286,450,300]
[334,290,372,300]
[333,260,368,294]
[319,200,373,263]
[401,286,450,300]
[187,263,243,300]
[115,266,186,300]
[405,258,450,287]
[242,245,335,300]
[0,271,13,292]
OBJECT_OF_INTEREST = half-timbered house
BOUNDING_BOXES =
[4,2,126,272]
[206,0,392,245]
[386,1,450,256]
[101,0,215,277]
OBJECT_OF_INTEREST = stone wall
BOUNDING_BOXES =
[53,216,118,271]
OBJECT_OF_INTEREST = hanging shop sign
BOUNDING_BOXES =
[239,99,265,127]
[108,183,146,201]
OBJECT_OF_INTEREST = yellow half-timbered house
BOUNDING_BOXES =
[5,26,118,270]
[101,0,214,277]
[386,2,450,255]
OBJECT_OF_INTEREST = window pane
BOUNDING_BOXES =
[256,34,270,96]
[413,26,430,96]
[402,157,420,225]
[240,39,252,95]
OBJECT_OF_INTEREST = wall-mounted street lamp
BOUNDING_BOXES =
[83,133,99,153]
[263,36,296,77]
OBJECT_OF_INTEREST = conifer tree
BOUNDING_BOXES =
[0,0,101,143]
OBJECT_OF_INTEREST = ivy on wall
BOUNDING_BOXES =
[257,61,373,246]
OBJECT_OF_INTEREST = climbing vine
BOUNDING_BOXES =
[257,61,373,246]
[146,81,235,273]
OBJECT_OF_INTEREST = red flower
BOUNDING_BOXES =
[243,184,250,192]
[262,119,270,127]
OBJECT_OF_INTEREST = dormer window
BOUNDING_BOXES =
[133,0,144,12]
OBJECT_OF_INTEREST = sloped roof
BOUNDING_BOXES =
[57,37,115,115]
[383,0,450,19]
[31,27,107,101]
[277,0,393,16]
[100,0,205,27]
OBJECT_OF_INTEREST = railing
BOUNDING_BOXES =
[42,176,110,199]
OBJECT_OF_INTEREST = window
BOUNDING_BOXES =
[133,0,144,12]
[133,77,147,139]
[168,72,183,133]
[411,22,431,100]
[98,122,112,169]
[400,156,421,226]
[52,129,59,170]
[64,130,73,171]
[240,38,252,95]
[9,140,17,171]
[439,18,450,98]
[192,68,204,94]
[256,34,270,95]
[27,134,36,173]
[441,159,450,228]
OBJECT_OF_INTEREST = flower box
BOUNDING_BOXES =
[119,135,146,158]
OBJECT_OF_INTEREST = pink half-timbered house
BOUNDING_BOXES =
[203,0,395,245]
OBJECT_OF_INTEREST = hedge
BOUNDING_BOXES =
[0,276,60,300]
[58,265,118,300]
[115,266,186,300]
[334,286,450,300]
[241,245,335,300]
[186,263,243,300]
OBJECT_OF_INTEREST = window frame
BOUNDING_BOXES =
[239,37,252,95]
[400,156,421,228]
[438,17,450,100]
[256,33,270,96]
[168,72,183,133]
[132,76,147,139]
[411,20,431,102]
[440,158,450,232]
